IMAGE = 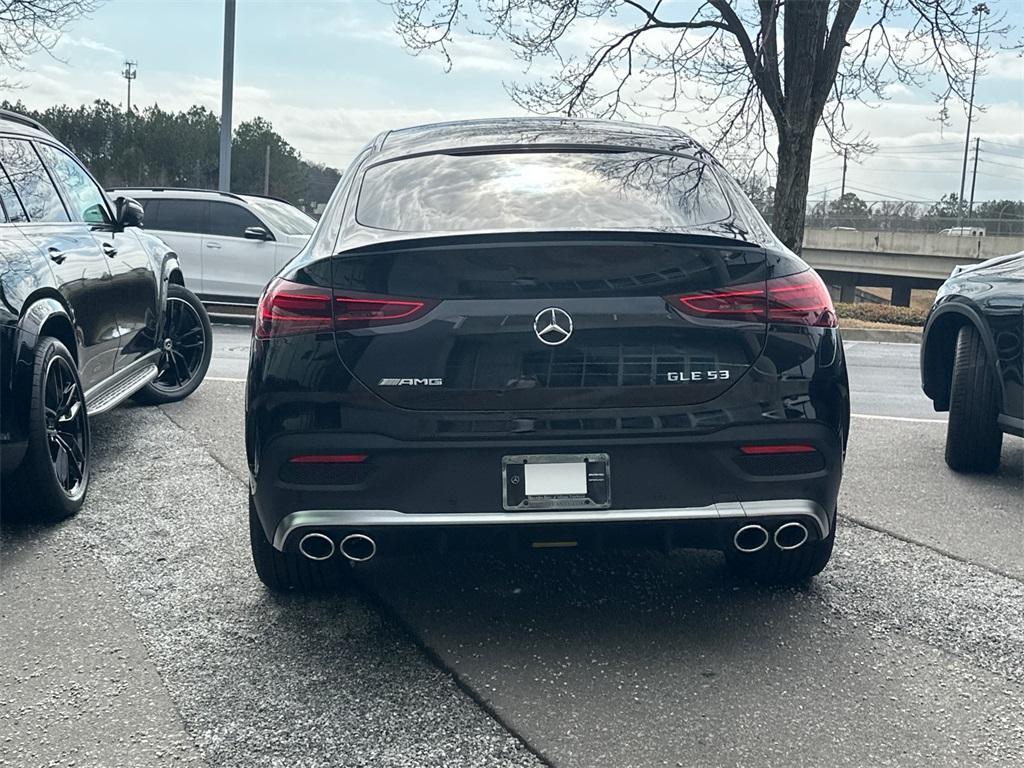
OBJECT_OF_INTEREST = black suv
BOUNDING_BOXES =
[0,110,212,521]
[246,117,849,591]
[921,251,1024,472]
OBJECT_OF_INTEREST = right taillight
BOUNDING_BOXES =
[668,269,836,328]
[764,270,837,328]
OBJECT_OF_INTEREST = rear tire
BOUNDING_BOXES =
[249,497,344,592]
[4,337,90,523]
[724,518,835,585]
[945,324,1002,473]
[134,284,212,405]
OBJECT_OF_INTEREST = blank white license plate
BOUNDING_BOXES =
[524,462,588,496]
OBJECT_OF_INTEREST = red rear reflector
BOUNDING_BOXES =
[256,278,333,339]
[739,444,816,455]
[288,454,368,464]
[668,269,837,328]
[335,296,427,324]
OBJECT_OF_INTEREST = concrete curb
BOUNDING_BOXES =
[841,327,922,344]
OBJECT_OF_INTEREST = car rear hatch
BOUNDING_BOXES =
[327,231,768,411]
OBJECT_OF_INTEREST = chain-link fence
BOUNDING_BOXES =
[758,201,1024,236]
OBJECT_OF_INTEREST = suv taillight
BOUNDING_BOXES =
[668,270,837,328]
[256,279,333,339]
[255,279,436,339]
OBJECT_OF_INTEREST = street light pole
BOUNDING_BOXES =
[958,3,989,226]
[218,0,236,192]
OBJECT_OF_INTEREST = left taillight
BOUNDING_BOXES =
[255,278,334,339]
[256,278,436,339]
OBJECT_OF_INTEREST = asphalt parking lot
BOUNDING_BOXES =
[3,325,1022,767]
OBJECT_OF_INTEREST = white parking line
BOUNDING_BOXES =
[205,376,247,383]
[852,413,946,424]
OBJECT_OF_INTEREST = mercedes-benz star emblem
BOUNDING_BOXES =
[534,307,574,346]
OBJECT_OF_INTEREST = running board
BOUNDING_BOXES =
[86,364,158,416]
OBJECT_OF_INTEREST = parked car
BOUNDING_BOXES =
[939,226,986,237]
[0,110,212,521]
[109,187,316,303]
[921,251,1024,472]
[245,117,850,592]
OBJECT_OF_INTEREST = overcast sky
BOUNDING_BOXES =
[8,0,1024,203]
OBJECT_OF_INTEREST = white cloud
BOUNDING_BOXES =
[58,36,125,59]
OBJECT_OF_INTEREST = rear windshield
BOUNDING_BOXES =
[355,150,733,233]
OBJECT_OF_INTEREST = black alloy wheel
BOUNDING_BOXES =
[44,354,88,496]
[3,337,91,522]
[134,284,212,405]
[153,296,207,392]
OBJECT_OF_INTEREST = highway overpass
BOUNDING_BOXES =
[801,229,1024,305]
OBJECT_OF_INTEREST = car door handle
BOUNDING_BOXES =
[48,247,66,265]
[205,242,222,249]
[101,242,118,258]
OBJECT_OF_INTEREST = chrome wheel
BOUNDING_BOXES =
[44,355,87,497]
[153,297,207,392]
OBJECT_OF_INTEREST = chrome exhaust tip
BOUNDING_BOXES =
[733,524,769,554]
[298,532,335,561]
[774,522,809,551]
[339,533,376,562]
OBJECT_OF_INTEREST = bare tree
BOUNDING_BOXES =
[389,0,1013,251]
[0,0,100,89]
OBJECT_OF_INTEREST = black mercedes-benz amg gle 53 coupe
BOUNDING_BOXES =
[246,118,850,591]
[921,250,1023,472]
[0,110,212,522]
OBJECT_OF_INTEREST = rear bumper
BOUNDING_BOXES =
[271,498,830,552]
[251,420,844,555]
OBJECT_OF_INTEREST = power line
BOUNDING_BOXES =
[979,158,1024,170]
[981,148,1024,159]
[982,139,1024,150]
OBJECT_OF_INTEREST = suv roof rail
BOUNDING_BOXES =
[0,109,53,136]
[237,192,294,206]
[107,186,246,202]
[109,187,297,207]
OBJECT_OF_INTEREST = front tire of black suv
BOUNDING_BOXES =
[724,518,836,585]
[5,337,90,522]
[945,324,1002,473]
[134,284,212,405]
[249,497,346,592]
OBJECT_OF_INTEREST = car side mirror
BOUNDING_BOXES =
[114,196,144,229]
[244,226,273,241]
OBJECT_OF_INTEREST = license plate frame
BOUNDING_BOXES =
[501,453,611,511]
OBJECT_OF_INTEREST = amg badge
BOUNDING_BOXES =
[378,378,444,387]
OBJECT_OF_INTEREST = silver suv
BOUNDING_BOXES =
[110,187,316,303]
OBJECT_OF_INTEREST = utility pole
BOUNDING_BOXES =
[968,137,980,221]
[218,0,236,192]
[841,149,848,199]
[122,60,138,113]
[263,145,270,195]
[958,3,989,226]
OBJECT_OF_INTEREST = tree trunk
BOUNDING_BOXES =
[772,129,815,254]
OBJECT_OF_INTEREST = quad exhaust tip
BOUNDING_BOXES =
[340,533,376,562]
[733,524,769,554]
[298,532,335,561]
[774,521,809,551]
